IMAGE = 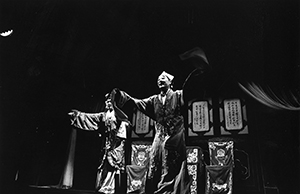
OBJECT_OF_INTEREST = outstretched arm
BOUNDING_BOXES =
[111,88,155,120]
[68,109,104,131]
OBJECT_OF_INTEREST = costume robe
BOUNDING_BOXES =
[112,88,191,194]
[70,109,129,193]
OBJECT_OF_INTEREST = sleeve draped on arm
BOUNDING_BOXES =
[71,112,104,131]
[113,89,155,120]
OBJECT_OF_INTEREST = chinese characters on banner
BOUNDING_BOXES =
[188,99,213,136]
[220,98,248,135]
[224,99,243,130]
[193,101,209,132]
[132,109,153,138]
[135,110,150,134]
[188,98,247,137]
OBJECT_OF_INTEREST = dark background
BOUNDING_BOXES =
[0,0,299,193]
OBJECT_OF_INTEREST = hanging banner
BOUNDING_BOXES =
[224,99,243,130]
[131,142,152,167]
[187,147,203,194]
[131,109,154,138]
[188,99,213,136]
[205,165,233,194]
[192,101,209,132]
[126,165,148,194]
[127,142,152,194]
[219,98,248,135]
[135,110,150,134]
[208,140,234,166]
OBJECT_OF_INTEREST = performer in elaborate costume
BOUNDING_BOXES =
[68,94,130,194]
[111,71,192,194]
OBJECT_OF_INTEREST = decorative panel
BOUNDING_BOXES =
[187,146,203,194]
[130,141,152,167]
[208,139,234,166]
[205,139,234,194]
[126,165,148,194]
[188,99,214,136]
[219,98,248,135]
[205,165,233,194]
[127,141,152,194]
[131,109,154,138]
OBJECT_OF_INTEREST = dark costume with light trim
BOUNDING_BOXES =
[111,88,191,194]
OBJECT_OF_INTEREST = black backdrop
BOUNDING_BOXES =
[0,0,299,193]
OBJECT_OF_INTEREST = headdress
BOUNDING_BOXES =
[159,71,174,82]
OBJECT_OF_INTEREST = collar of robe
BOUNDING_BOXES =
[160,89,171,97]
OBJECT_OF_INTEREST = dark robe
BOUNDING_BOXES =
[112,88,191,194]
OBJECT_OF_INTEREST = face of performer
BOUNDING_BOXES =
[105,98,113,110]
[157,74,172,90]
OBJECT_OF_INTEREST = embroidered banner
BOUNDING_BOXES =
[205,165,233,194]
[131,142,152,167]
[187,147,203,194]
[127,141,152,194]
[126,165,148,194]
[208,139,234,166]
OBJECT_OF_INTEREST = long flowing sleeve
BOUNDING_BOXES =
[71,111,104,131]
[112,88,156,120]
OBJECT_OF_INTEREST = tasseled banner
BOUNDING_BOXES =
[239,82,300,111]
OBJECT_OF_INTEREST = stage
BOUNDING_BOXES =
[13,185,98,194]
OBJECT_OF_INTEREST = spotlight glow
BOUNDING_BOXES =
[0,29,13,37]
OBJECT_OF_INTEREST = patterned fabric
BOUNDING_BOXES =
[131,142,152,167]
[188,164,198,194]
[208,140,234,166]
[107,140,125,171]
[127,142,151,194]
[126,165,148,194]
[186,147,203,194]
[187,147,201,164]
[206,139,234,194]
[205,165,233,194]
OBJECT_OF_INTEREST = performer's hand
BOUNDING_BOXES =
[68,109,79,117]
[111,88,121,102]
[68,109,79,125]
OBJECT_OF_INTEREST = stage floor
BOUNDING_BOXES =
[11,185,99,194]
